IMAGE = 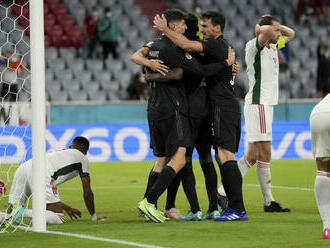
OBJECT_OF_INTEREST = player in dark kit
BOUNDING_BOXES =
[154,10,247,221]
[131,9,235,223]
[144,13,223,221]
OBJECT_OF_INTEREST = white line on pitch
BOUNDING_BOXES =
[60,184,314,191]
[246,184,313,191]
[13,226,166,248]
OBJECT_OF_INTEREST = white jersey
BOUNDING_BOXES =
[311,94,330,115]
[245,37,280,105]
[45,148,90,186]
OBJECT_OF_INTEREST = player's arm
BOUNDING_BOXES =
[145,68,184,82]
[153,14,203,52]
[81,175,107,221]
[131,47,169,75]
[175,47,235,77]
[279,25,295,43]
[255,24,273,47]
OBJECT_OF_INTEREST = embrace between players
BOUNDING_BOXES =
[131,8,295,222]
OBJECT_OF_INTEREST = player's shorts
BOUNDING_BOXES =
[211,105,241,153]
[8,161,61,205]
[191,115,212,152]
[244,104,273,142]
[310,111,330,160]
[148,111,193,157]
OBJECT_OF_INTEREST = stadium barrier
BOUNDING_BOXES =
[0,121,312,163]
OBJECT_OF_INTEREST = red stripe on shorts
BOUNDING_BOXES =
[258,105,266,134]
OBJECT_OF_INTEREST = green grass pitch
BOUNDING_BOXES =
[1,160,329,248]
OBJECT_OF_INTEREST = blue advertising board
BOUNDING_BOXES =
[0,121,313,164]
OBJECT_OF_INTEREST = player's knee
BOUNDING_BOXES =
[46,211,64,224]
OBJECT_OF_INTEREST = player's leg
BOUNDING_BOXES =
[210,107,246,221]
[311,111,330,238]
[2,164,31,227]
[314,159,330,239]
[180,150,202,221]
[164,171,182,219]
[139,113,192,222]
[194,115,219,217]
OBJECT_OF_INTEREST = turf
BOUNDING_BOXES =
[1,160,328,248]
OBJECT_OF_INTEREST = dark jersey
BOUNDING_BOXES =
[184,51,209,119]
[145,36,228,120]
[202,35,240,113]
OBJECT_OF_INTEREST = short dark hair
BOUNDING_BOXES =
[258,15,280,26]
[164,8,187,25]
[202,10,226,32]
[72,136,90,154]
[185,13,199,40]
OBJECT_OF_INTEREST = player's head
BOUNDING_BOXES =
[70,136,90,155]
[184,13,200,40]
[201,10,225,39]
[258,14,281,44]
[164,8,187,34]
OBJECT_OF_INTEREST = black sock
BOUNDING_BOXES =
[165,173,181,210]
[144,169,159,199]
[147,165,177,204]
[219,160,245,212]
[181,163,200,213]
[201,162,218,212]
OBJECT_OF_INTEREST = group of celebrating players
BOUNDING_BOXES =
[2,6,330,240]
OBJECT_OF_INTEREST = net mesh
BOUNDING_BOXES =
[0,0,32,232]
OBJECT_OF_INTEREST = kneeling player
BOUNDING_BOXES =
[0,136,106,228]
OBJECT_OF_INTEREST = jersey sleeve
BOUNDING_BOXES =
[245,38,262,64]
[80,156,90,178]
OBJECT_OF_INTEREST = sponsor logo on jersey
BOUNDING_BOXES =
[149,50,159,58]
[185,52,192,60]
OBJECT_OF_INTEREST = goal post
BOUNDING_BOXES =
[30,0,46,232]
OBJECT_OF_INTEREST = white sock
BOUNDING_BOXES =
[24,209,64,224]
[218,158,252,197]
[315,171,330,229]
[256,160,275,206]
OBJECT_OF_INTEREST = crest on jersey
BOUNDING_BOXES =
[185,52,192,60]
[145,41,154,47]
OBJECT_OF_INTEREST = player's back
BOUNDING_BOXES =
[46,149,89,186]
[146,36,189,120]
[311,93,330,115]
[202,36,239,112]
[245,37,279,105]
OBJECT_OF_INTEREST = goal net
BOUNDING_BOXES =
[0,0,46,232]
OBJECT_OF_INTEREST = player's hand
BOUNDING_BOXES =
[148,59,169,75]
[232,62,240,76]
[226,47,235,66]
[153,14,168,32]
[65,207,82,220]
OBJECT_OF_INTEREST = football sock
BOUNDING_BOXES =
[201,162,218,212]
[256,160,275,206]
[217,158,251,198]
[147,165,177,205]
[181,163,200,213]
[165,172,181,210]
[315,171,330,229]
[220,160,245,212]
[24,209,64,224]
[144,169,159,199]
